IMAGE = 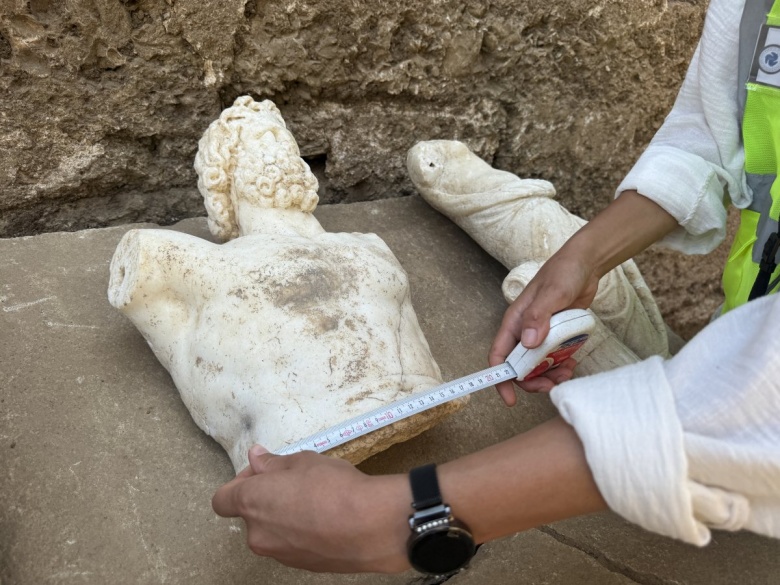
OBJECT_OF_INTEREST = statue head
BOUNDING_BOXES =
[194,96,320,241]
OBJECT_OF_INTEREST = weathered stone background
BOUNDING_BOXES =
[0,0,722,336]
[0,0,705,232]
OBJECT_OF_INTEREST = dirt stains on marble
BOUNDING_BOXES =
[195,356,224,375]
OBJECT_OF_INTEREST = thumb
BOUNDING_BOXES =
[248,445,274,474]
[517,301,555,349]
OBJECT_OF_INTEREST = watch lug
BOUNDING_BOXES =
[408,504,451,530]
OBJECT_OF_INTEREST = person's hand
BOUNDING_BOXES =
[212,446,411,573]
[488,190,680,405]
[489,250,599,404]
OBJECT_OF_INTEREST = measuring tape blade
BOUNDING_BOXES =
[274,308,596,457]
[275,363,517,456]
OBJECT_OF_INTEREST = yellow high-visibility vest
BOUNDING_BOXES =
[722,0,780,312]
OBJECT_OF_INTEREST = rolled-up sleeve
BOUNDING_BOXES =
[551,293,780,545]
[617,0,748,255]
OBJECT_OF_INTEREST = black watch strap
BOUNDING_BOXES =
[409,463,443,511]
[407,463,476,576]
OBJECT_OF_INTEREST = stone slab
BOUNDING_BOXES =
[545,515,780,585]
[2,196,779,584]
[450,530,637,585]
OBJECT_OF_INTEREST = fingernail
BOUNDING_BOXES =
[249,445,265,458]
[521,328,537,347]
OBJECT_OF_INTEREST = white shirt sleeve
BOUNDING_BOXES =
[550,293,780,545]
[617,0,749,255]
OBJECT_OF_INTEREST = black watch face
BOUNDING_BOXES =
[408,526,476,575]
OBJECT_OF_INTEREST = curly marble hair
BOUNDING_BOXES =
[194,96,320,241]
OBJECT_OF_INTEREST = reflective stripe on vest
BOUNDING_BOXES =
[722,0,780,313]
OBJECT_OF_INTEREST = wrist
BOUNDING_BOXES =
[406,463,477,575]
[555,232,603,279]
[356,473,412,573]
[576,189,678,277]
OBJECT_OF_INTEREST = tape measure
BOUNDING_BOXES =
[275,309,596,456]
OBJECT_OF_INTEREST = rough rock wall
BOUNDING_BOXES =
[0,0,706,237]
[1,0,722,337]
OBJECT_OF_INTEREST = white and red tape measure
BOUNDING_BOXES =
[275,309,596,456]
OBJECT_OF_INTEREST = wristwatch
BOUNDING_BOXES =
[406,463,476,575]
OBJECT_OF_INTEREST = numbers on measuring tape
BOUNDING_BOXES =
[275,310,597,457]
[276,358,527,456]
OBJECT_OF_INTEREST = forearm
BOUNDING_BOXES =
[564,190,679,279]
[437,416,606,543]
[372,416,606,552]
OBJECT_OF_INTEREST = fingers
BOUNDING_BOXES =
[497,358,578,404]
[516,358,577,393]
[248,445,326,475]
[496,382,517,407]
[547,358,577,384]
[489,293,556,406]
[491,288,557,367]
[489,323,520,367]
[498,255,590,356]
[235,464,255,480]
[213,446,276,517]
[516,376,555,393]
[517,304,553,350]
[515,283,578,350]
[490,315,522,406]
[212,476,245,518]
